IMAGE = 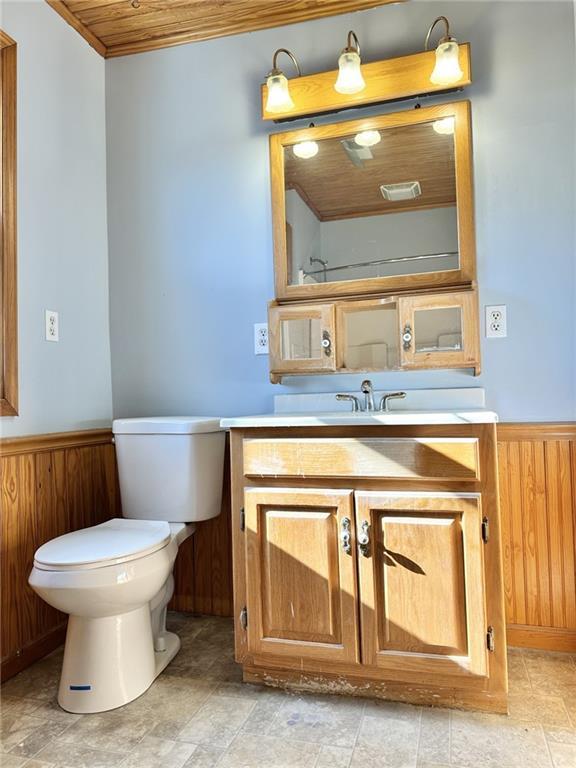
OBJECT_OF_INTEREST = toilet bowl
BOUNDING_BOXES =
[29,417,225,714]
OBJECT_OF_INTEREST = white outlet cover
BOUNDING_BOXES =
[45,310,59,342]
[485,305,507,338]
[254,323,269,355]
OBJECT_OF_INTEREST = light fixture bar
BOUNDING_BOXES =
[261,44,471,122]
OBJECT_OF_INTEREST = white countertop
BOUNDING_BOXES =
[220,409,498,428]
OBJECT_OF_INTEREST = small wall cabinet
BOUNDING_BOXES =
[230,423,507,713]
[268,289,480,381]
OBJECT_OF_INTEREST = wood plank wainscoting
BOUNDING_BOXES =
[497,423,576,652]
[1,423,574,681]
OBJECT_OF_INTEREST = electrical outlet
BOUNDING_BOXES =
[45,310,59,342]
[254,323,269,355]
[485,305,507,338]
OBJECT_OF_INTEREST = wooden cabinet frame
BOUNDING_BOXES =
[270,101,476,302]
[230,424,508,714]
[268,301,336,376]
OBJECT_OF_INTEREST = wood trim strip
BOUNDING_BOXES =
[1,36,18,416]
[0,428,113,456]
[1,624,67,682]
[497,423,576,441]
[261,45,472,121]
[44,0,107,57]
[506,625,576,653]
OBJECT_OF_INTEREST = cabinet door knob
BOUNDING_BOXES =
[358,520,371,557]
[340,516,352,554]
[402,324,413,350]
[321,330,332,355]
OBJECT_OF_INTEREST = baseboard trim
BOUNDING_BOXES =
[507,624,576,652]
[0,428,113,456]
[1,624,67,682]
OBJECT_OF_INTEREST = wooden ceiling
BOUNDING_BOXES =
[45,0,403,59]
[284,121,456,221]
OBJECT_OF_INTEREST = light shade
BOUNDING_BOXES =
[355,130,381,147]
[265,72,294,113]
[335,50,365,94]
[433,117,455,135]
[430,40,463,86]
[293,140,319,159]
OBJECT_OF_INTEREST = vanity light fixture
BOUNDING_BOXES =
[433,116,455,135]
[293,123,319,159]
[355,130,381,148]
[334,31,366,94]
[265,48,301,114]
[425,16,463,86]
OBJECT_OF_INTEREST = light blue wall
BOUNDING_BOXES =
[1,0,112,437]
[106,1,576,422]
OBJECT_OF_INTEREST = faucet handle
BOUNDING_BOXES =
[335,394,361,412]
[379,391,407,412]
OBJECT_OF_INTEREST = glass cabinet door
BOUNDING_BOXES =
[336,299,400,371]
[268,303,336,375]
[399,291,479,371]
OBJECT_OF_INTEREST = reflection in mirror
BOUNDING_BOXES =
[342,304,399,369]
[280,317,322,360]
[284,120,458,286]
[414,306,463,353]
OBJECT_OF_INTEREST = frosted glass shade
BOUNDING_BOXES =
[334,50,365,94]
[293,141,319,159]
[266,72,294,113]
[355,130,381,147]
[433,117,455,135]
[430,40,463,86]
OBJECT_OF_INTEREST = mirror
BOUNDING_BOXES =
[271,102,475,301]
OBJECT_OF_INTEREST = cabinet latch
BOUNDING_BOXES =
[240,606,248,630]
[240,508,245,532]
[481,516,489,543]
[486,625,495,652]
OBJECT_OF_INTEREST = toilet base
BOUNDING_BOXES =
[58,608,181,714]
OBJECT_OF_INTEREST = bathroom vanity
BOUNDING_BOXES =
[222,391,508,714]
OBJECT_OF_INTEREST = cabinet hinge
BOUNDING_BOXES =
[239,606,248,630]
[240,508,245,532]
[486,625,495,652]
[481,516,489,543]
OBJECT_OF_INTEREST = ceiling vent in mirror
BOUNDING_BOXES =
[341,138,374,167]
[380,181,422,201]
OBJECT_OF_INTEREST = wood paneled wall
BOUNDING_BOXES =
[0,430,120,680]
[498,424,576,651]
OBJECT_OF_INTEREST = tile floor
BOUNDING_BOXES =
[1,614,575,768]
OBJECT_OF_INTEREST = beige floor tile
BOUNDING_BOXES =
[26,699,82,727]
[177,694,255,748]
[1,661,61,702]
[450,710,552,768]
[182,745,224,767]
[507,650,533,694]
[350,745,417,768]
[56,712,154,754]
[119,736,196,768]
[33,742,124,768]
[522,651,576,696]
[548,742,576,768]
[240,697,286,736]
[0,755,28,767]
[267,694,364,748]
[121,676,215,726]
[315,744,353,767]
[1,714,70,758]
[21,761,56,768]
[0,698,41,719]
[218,733,320,768]
[507,693,571,726]
[543,726,576,745]
[417,708,450,765]
[356,700,420,767]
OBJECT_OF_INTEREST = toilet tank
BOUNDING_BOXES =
[112,417,225,522]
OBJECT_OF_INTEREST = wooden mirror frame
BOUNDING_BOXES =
[270,100,476,302]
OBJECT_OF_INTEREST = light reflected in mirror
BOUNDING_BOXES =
[414,306,463,353]
[284,120,458,287]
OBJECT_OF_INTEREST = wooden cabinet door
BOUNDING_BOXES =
[399,290,479,371]
[244,488,359,663]
[268,303,336,375]
[355,491,488,679]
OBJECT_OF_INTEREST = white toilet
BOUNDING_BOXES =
[29,417,225,714]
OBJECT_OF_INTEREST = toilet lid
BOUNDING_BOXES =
[34,519,171,570]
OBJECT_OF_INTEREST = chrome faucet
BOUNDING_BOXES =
[379,391,407,412]
[361,380,375,412]
[335,393,361,412]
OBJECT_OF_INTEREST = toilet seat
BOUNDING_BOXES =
[34,518,171,571]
